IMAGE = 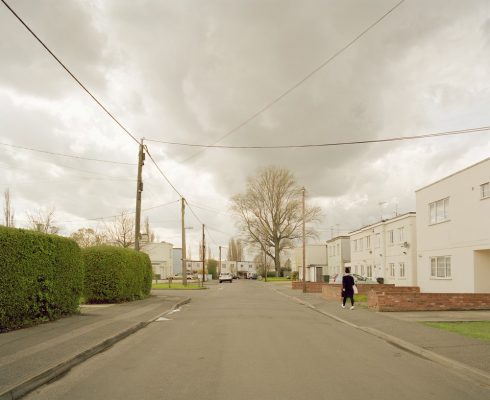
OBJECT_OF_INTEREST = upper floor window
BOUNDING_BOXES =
[398,227,404,242]
[429,198,449,224]
[375,233,380,248]
[366,235,371,248]
[481,182,489,199]
[430,256,451,278]
[359,239,363,251]
[337,243,340,255]
[353,240,357,252]
[388,230,394,244]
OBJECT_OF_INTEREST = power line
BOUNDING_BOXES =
[144,145,184,198]
[176,0,405,162]
[1,0,140,146]
[144,125,490,149]
[0,141,136,165]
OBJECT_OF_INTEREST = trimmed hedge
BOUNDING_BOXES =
[0,226,84,331]
[82,246,152,303]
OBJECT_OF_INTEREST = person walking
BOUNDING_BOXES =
[341,267,355,310]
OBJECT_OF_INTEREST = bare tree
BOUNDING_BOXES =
[144,216,156,243]
[227,237,244,261]
[3,189,14,227]
[231,166,321,276]
[26,206,59,234]
[104,210,135,248]
[70,227,106,248]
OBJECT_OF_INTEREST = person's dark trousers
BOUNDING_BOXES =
[342,295,354,306]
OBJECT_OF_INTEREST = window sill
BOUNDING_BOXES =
[481,196,490,201]
[429,219,451,227]
[430,277,452,280]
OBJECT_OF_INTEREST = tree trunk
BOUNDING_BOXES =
[274,244,281,277]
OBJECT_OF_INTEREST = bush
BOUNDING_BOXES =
[82,246,152,303]
[291,271,299,281]
[0,226,84,331]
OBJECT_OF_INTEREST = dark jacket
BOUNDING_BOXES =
[342,274,355,297]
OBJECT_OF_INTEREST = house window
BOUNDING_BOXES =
[359,239,363,251]
[354,265,358,274]
[481,182,489,199]
[388,230,394,244]
[375,233,380,248]
[337,243,340,255]
[366,235,371,249]
[353,240,357,252]
[389,263,395,277]
[430,256,451,278]
[398,227,404,242]
[361,265,365,276]
[429,198,449,224]
[399,262,405,278]
[367,265,372,278]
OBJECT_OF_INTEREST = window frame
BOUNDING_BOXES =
[429,197,449,225]
[481,182,490,200]
[430,256,451,279]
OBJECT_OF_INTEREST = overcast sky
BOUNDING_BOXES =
[1,0,489,259]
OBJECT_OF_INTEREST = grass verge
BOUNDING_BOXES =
[423,321,490,342]
[262,277,291,282]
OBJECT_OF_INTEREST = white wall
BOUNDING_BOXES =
[141,242,173,279]
[416,158,490,293]
[350,214,417,286]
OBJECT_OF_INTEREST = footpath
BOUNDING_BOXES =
[0,294,190,400]
[270,283,490,387]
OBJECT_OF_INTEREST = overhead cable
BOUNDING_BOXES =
[1,0,140,145]
[0,141,136,165]
[144,146,184,198]
[144,125,490,149]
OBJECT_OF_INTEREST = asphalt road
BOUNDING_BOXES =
[26,281,489,400]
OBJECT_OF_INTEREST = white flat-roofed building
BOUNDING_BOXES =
[326,236,350,277]
[140,240,174,279]
[416,157,490,293]
[350,212,417,286]
[295,244,328,282]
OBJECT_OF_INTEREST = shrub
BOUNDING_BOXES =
[82,246,152,303]
[0,226,84,331]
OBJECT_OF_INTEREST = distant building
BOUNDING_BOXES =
[326,236,351,278]
[416,157,490,293]
[220,260,257,277]
[295,244,328,282]
[140,240,174,279]
[349,212,417,286]
[172,248,182,275]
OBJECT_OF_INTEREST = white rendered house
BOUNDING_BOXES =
[295,244,328,282]
[416,157,490,293]
[140,241,174,279]
[349,213,417,286]
[326,236,351,278]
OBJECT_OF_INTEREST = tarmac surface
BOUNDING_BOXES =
[0,281,489,399]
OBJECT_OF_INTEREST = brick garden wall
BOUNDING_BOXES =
[321,284,401,300]
[291,282,325,293]
[368,291,490,311]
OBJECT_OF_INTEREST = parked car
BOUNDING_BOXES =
[219,272,233,283]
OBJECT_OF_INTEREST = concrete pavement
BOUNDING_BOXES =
[0,293,190,400]
[269,281,490,385]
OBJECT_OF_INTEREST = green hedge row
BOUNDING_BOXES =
[82,245,152,303]
[0,226,84,331]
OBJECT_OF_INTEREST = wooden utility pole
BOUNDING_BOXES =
[201,224,206,287]
[302,187,306,293]
[134,139,145,251]
[181,197,187,286]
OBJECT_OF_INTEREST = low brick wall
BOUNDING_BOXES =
[321,284,400,300]
[368,291,490,311]
[291,281,325,293]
